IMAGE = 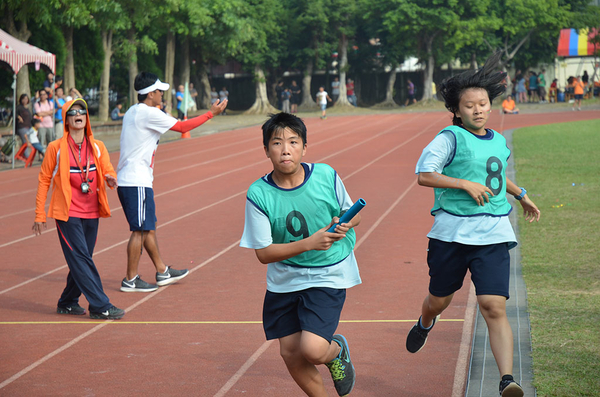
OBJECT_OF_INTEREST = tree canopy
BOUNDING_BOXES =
[1,0,597,112]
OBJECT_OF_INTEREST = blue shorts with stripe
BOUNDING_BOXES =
[117,187,157,231]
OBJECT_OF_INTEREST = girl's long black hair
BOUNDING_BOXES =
[439,52,506,125]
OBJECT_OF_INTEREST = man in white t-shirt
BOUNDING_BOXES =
[116,71,228,292]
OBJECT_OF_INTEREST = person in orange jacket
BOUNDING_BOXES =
[32,98,125,320]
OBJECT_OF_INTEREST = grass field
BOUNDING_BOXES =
[513,119,600,397]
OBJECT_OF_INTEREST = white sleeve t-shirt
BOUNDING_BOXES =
[117,104,177,187]
[317,91,329,105]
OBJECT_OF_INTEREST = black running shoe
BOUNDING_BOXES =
[89,306,125,320]
[57,304,86,315]
[499,377,524,397]
[406,315,439,353]
[156,266,189,286]
[325,334,355,396]
[120,275,158,292]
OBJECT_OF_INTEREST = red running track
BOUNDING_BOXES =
[0,110,597,396]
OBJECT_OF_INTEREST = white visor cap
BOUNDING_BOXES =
[137,79,170,95]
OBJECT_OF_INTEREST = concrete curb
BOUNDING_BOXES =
[465,128,536,397]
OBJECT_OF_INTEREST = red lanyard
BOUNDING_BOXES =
[68,135,90,183]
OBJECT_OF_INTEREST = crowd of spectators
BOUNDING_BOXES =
[510,68,596,109]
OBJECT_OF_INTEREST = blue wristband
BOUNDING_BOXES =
[514,187,527,200]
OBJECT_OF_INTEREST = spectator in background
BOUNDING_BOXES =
[347,79,356,106]
[331,77,340,103]
[55,76,63,91]
[111,103,125,121]
[537,69,547,103]
[176,85,185,120]
[502,95,519,114]
[16,93,33,155]
[65,87,83,102]
[34,89,55,147]
[528,71,538,103]
[404,79,417,106]
[275,81,285,110]
[54,87,67,139]
[582,70,589,98]
[25,118,45,156]
[281,88,291,113]
[516,74,527,104]
[512,70,522,97]
[189,83,198,112]
[43,72,55,99]
[210,87,219,106]
[219,87,229,115]
[549,79,558,103]
[290,80,301,114]
[572,75,584,111]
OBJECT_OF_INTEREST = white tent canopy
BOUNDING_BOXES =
[0,28,56,74]
[0,28,56,168]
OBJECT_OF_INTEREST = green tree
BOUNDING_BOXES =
[482,0,572,69]
[94,0,128,121]
[379,0,468,101]
[190,0,249,109]
[284,0,335,109]
[237,0,285,114]
[328,0,359,107]
[53,0,97,92]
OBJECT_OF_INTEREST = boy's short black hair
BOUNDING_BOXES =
[262,113,307,148]
[439,51,506,126]
[31,118,41,126]
[135,71,159,102]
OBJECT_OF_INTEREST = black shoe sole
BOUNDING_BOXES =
[57,307,86,315]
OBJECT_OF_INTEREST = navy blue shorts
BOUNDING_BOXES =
[117,187,157,231]
[263,288,346,342]
[427,239,511,299]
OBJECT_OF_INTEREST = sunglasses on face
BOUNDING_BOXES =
[66,109,87,116]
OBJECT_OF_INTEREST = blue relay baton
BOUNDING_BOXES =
[327,198,366,233]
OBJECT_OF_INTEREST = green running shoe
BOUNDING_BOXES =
[326,334,355,396]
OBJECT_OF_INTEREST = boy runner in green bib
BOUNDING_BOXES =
[240,113,361,396]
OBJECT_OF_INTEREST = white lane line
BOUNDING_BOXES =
[0,114,437,390]
[452,284,477,397]
[209,116,449,395]
[0,240,241,390]
[0,115,385,221]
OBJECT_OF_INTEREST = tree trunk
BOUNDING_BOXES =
[98,30,113,122]
[164,31,176,114]
[470,52,478,70]
[335,33,352,107]
[63,26,76,93]
[422,36,435,101]
[199,64,211,109]
[127,27,138,106]
[299,59,317,110]
[181,35,190,86]
[6,17,32,100]
[244,65,278,114]
[374,66,399,107]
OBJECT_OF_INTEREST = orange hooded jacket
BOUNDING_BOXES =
[34,98,116,223]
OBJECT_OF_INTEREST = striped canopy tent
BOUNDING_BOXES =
[557,28,599,57]
[0,28,56,168]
